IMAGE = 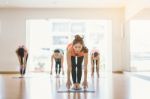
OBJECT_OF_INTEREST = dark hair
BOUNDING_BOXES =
[54,49,60,53]
[73,35,88,53]
[17,47,25,57]
[93,52,99,57]
[73,35,84,45]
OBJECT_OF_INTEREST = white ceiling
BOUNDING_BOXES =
[0,0,125,8]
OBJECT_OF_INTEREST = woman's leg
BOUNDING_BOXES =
[96,60,99,77]
[20,57,24,76]
[55,62,58,75]
[58,61,61,74]
[71,56,77,84]
[77,56,84,84]
[91,60,95,77]
[23,54,28,75]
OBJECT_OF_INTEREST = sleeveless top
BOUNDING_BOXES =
[17,47,24,57]
[67,43,85,57]
[91,49,99,60]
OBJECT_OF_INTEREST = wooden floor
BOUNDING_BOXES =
[0,72,150,99]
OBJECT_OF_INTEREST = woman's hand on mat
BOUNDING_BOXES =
[82,81,88,89]
[66,80,72,89]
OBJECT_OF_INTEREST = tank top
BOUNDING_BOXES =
[91,49,99,60]
[17,47,24,57]
[67,43,85,57]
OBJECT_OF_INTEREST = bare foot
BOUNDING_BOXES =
[73,84,77,89]
[76,83,81,89]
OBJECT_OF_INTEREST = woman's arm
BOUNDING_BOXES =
[50,55,54,74]
[67,50,71,81]
[16,48,21,65]
[83,53,88,82]
[66,49,72,89]
[97,55,100,67]
[61,54,64,74]
[24,48,28,66]
[15,48,19,59]
[91,55,94,68]
[61,54,64,70]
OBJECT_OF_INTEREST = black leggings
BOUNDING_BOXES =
[55,61,61,74]
[20,54,28,75]
[92,60,98,72]
[71,56,84,84]
[20,57,24,65]
[20,67,26,75]
[20,54,28,65]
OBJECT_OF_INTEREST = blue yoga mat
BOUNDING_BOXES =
[57,85,95,93]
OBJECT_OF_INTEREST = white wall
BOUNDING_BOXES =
[122,20,130,71]
[125,0,145,20]
[0,8,124,71]
[123,8,150,71]
[125,0,150,20]
[132,8,150,19]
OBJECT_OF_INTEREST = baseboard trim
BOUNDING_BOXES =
[0,71,124,74]
[0,71,19,74]
[112,71,123,74]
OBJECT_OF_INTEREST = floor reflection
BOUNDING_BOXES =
[0,72,112,99]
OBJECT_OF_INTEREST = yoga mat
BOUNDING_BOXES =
[57,85,95,93]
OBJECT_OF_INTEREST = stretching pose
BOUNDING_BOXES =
[16,45,28,77]
[91,50,100,78]
[50,49,64,77]
[66,35,88,89]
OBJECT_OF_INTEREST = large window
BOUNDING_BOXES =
[26,19,112,72]
[130,20,150,71]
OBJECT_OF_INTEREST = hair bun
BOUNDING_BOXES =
[75,35,83,40]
